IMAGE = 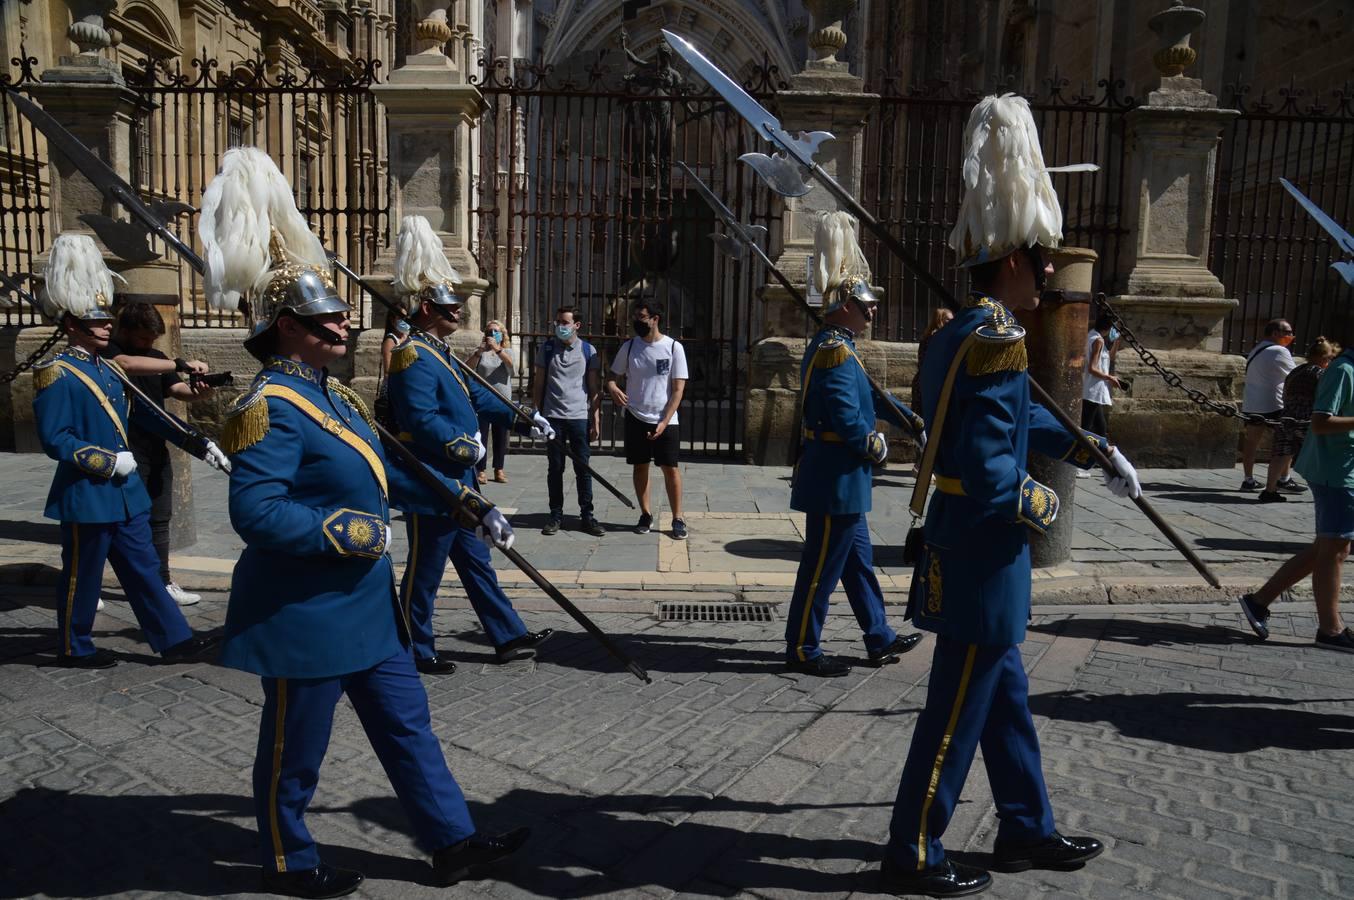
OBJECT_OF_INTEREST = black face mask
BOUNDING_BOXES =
[632,319,651,338]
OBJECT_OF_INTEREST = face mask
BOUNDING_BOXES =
[1278,334,1295,347]
[395,319,411,334]
[554,324,574,342]
[1107,327,1120,343]
[632,319,651,338]
[490,330,503,343]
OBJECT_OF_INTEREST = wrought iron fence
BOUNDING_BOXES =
[859,74,1138,342]
[471,51,787,457]
[0,52,387,327]
[1211,82,1354,355]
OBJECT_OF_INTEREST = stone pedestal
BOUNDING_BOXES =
[1016,248,1095,568]
[371,15,489,332]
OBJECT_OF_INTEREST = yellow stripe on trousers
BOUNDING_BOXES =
[916,643,978,870]
[64,524,79,656]
[401,513,419,635]
[795,515,833,662]
[269,679,288,873]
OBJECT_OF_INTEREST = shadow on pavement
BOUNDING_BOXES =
[1137,481,1242,494]
[0,519,61,544]
[1194,536,1308,555]
[528,629,791,676]
[1150,491,1278,505]
[723,538,906,569]
[1031,690,1354,752]
[1028,617,1253,647]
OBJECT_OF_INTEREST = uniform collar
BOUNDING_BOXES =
[63,345,95,363]
[264,356,326,386]
[823,324,855,343]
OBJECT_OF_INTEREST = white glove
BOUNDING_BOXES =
[384,525,393,553]
[204,441,232,474]
[914,428,928,454]
[1103,446,1141,499]
[530,411,556,441]
[472,430,487,465]
[113,451,137,477]
[476,507,516,551]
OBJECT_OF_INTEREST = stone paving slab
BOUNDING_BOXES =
[1,585,1351,899]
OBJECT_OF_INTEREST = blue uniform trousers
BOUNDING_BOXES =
[886,637,1055,869]
[56,510,193,658]
[400,512,528,659]
[785,512,897,661]
[253,649,476,872]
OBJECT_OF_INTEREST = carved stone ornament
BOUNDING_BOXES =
[1149,1,1205,77]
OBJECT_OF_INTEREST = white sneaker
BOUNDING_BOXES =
[165,582,201,606]
[97,598,106,611]
[1076,469,1093,479]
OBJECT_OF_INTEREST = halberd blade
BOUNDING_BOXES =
[709,232,748,260]
[740,152,813,198]
[1280,177,1354,285]
[78,214,161,264]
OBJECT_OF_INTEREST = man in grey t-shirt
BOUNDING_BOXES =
[534,306,604,536]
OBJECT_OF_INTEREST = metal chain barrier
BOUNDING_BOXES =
[0,327,63,385]
[1095,293,1308,430]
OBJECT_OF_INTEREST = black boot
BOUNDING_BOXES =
[495,629,554,663]
[879,856,991,897]
[786,656,851,677]
[415,654,458,675]
[55,648,117,669]
[432,827,531,886]
[160,634,220,663]
[992,831,1104,872]
[260,864,364,899]
[868,632,924,666]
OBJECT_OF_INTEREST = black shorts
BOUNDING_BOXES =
[624,410,680,467]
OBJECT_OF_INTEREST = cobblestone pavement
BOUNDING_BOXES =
[1,585,1351,899]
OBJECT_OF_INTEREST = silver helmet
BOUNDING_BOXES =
[244,228,349,341]
[393,215,464,314]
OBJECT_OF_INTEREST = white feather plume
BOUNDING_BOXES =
[948,94,1097,262]
[812,211,871,297]
[40,233,125,319]
[393,215,462,294]
[198,147,328,311]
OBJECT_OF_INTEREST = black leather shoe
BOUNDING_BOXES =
[581,517,606,537]
[495,629,554,663]
[432,827,531,886]
[160,634,220,663]
[880,856,991,897]
[415,654,458,675]
[787,656,851,677]
[260,864,364,899]
[541,518,561,535]
[868,632,924,666]
[56,648,117,669]
[992,831,1104,872]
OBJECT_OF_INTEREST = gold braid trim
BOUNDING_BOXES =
[388,341,418,374]
[327,378,377,432]
[222,391,269,454]
[813,338,850,369]
[33,362,63,392]
[966,336,1028,377]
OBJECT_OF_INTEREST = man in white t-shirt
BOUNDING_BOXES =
[607,301,690,539]
[1242,319,1302,493]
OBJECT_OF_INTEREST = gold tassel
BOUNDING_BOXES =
[813,339,850,369]
[33,363,62,392]
[966,337,1028,377]
[388,341,418,374]
[327,378,377,431]
[222,393,269,454]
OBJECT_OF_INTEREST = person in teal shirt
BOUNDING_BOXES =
[1238,345,1354,652]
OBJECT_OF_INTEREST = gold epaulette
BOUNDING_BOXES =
[813,336,851,369]
[327,377,377,432]
[388,340,418,374]
[966,330,1028,377]
[32,359,63,392]
[221,383,269,454]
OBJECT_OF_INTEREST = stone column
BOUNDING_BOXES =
[26,3,197,545]
[363,1,487,401]
[1108,2,1243,467]
[744,1,886,465]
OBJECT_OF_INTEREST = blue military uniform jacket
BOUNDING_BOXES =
[33,345,200,524]
[907,295,1106,646]
[384,332,525,516]
[218,358,404,679]
[791,325,924,515]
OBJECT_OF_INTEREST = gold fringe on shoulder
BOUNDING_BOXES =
[222,392,269,454]
[33,362,63,392]
[388,341,418,374]
[328,378,377,431]
[966,337,1028,377]
[813,339,851,369]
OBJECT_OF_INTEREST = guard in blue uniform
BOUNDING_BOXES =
[201,149,528,898]
[786,213,927,678]
[31,233,224,669]
[880,95,1141,898]
[384,215,554,675]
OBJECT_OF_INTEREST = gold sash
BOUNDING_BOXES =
[909,332,979,517]
[260,384,388,497]
[55,360,129,444]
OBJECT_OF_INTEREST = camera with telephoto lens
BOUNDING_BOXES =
[190,371,234,388]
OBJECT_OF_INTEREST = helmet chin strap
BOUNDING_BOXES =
[429,302,462,328]
[289,313,346,346]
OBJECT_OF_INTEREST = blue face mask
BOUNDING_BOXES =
[1107,327,1120,343]
[490,330,503,343]
[555,324,574,342]
[395,319,411,334]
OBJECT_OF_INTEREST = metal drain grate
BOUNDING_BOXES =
[656,602,776,623]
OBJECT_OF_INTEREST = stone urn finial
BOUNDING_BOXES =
[67,0,116,58]
[804,0,856,65]
[1149,1,1205,77]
